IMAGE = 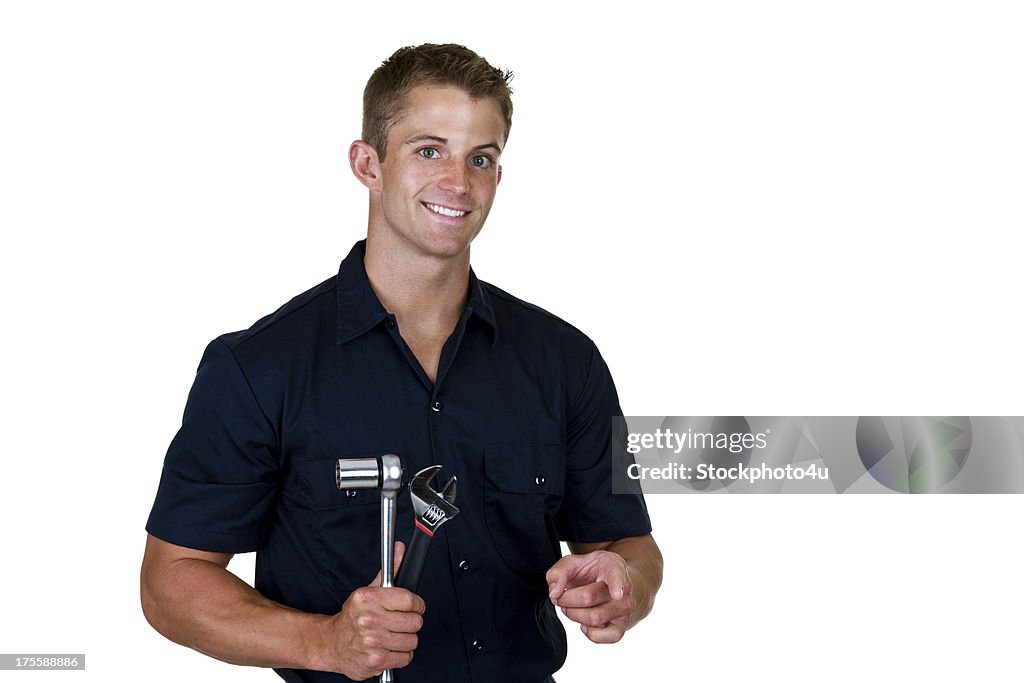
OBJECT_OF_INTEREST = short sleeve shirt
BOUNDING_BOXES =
[146,241,652,682]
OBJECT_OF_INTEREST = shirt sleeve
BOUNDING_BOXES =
[554,343,652,543]
[146,338,280,553]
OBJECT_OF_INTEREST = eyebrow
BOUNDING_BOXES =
[404,135,503,154]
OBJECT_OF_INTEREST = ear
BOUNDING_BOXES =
[349,140,382,191]
[496,164,502,187]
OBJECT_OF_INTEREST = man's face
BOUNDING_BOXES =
[373,85,505,260]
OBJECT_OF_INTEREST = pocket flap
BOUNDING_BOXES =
[483,443,564,495]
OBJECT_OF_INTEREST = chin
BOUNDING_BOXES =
[417,230,479,259]
[422,240,473,259]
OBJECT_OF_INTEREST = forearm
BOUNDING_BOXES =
[141,547,329,671]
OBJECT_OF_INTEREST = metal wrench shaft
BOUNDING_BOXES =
[336,455,403,683]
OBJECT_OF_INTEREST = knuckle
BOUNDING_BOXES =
[590,628,620,644]
[598,607,619,624]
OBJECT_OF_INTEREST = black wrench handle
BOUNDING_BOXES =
[395,524,432,593]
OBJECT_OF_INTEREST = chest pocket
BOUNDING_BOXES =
[293,455,383,594]
[483,443,565,578]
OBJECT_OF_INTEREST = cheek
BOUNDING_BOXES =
[383,163,426,193]
[474,173,500,197]
[383,175,424,209]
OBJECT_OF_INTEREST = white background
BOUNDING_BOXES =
[2,1,1022,681]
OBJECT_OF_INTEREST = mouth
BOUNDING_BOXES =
[422,202,470,218]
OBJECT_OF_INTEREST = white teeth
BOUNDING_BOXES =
[426,203,466,218]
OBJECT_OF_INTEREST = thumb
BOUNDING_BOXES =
[368,541,406,587]
[596,557,631,600]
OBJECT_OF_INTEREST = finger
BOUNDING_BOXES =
[361,649,414,678]
[556,581,611,609]
[370,630,419,654]
[391,540,407,573]
[379,588,426,615]
[561,595,633,627]
[596,561,630,601]
[368,541,407,587]
[348,585,425,616]
[546,555,585,600]
[381,607,425,634]
[348,602,423,636]
[580,619,628,644]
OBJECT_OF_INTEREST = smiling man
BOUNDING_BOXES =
[141,44,662,683]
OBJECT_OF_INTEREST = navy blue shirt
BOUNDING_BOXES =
[147,241,651,682]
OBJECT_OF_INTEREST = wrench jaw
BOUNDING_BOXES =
[395,464,461,601]
[440,476,457,506]
[409,466,460,535]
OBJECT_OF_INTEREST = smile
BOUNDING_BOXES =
[423,202,468,218]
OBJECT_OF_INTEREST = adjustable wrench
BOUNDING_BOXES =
[395,465,460,593]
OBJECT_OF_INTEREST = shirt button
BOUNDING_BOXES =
[459,560,471,572]
[386,319,395,329]
[535,475,546,486]
[431,400,443,412]
[472,640,485,652]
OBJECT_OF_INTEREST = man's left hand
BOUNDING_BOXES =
[546,550,635,643]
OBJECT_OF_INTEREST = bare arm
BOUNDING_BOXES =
[547,533,663,642]
[140,534,423,679]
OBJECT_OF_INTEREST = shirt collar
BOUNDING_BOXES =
[336,240,498,346]
[466,267,498,346]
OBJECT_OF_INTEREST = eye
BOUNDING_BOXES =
[418,147,440,159]
[471,155,492,169]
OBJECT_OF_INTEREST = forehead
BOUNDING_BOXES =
[389,85,507,150]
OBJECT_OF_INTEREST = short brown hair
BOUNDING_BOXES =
[362,44,513,161]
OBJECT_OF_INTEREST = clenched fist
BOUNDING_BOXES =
[314,542,426,680]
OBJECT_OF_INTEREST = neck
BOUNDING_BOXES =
[363,233,471,335]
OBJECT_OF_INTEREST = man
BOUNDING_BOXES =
[142,44,662,682]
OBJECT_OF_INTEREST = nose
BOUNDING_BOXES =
[438,159,469,195]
